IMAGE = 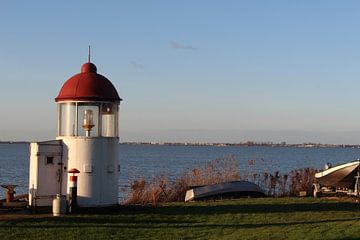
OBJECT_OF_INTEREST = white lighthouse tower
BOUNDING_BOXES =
[29,58,122,207]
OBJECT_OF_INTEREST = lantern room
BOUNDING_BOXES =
[55,62,122,137]
[57,101,119,137]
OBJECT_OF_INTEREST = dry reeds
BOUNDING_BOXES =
[124,155,317,205]
[289,168,316,196]
[123,173,170,205]
[124,155,240,205]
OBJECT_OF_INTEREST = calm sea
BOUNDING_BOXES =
[2,143,360,201]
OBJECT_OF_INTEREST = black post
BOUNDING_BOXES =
[69,175,78,213]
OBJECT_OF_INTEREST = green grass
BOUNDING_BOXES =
[1,198,360,239]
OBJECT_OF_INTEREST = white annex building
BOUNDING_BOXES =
[29,60,122,207]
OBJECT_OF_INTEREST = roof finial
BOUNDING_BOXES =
[88,45,91,63]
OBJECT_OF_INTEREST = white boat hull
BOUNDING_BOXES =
[185,181,265,202]
[315,160,360,189]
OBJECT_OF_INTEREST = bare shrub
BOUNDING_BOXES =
[259,172,269,194]
[124,154,317,205]
[123,178,146,205]
[171,154,240,201]
[124,174,170,205]
[124,155,240,205]
[288,168,316,196]
[278,174,288,197]
[257,168,316,197]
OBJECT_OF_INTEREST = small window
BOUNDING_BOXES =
[46,156,54,165]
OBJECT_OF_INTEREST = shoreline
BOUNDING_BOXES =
[2,141,360,148]
[121,141,360,148]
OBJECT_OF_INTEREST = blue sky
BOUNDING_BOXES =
[1,1,360,143]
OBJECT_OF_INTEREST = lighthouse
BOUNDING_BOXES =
[29,58,122,207]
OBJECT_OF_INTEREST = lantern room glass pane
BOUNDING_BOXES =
[101,103,118,137]
[59,103,76,136]
[77,104,99,137]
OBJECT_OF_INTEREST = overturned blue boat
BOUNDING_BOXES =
[185,180,265,202]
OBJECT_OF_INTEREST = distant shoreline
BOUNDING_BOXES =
[2,140,360,148]
[121,141,360,148]
[0,141,29,144]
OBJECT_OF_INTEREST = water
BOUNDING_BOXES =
[0,143,29,199]
[2,143,360,200]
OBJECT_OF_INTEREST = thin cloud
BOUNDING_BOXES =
[170,41,196,51]
[131,61,144,69]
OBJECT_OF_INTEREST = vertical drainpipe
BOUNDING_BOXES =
[57,104,64,196]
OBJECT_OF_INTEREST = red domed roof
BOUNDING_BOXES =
[55,62,122,102]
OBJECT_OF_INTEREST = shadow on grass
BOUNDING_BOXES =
[1,216,360,230]
[1,200,360,229]
[118,201,360,215]
[4,201,360,217]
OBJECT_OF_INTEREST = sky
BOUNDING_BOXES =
[1,1,360,144]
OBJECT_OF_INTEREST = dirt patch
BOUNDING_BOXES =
[0,209,51,221]
[321,196,360,202]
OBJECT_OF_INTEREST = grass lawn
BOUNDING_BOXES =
[1,198,360,239]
